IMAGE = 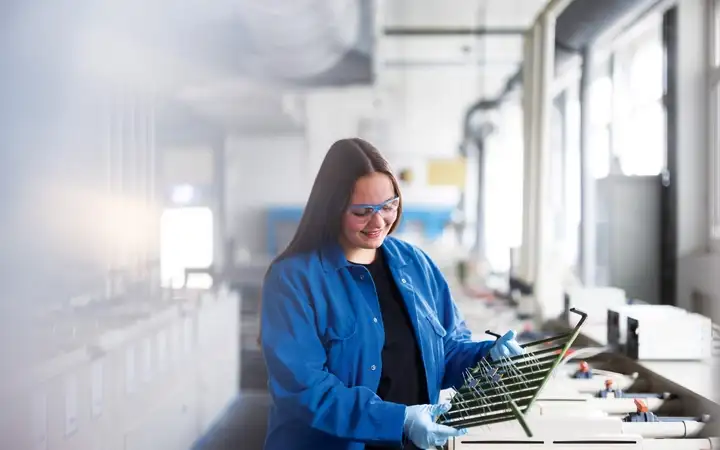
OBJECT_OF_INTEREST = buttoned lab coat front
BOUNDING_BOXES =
[260,237,494,450]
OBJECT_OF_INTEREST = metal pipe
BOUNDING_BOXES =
[383,26,526,36]
[519,25,539,281]
[214,136,227,275]
[660,5,679,306]
[621,420,705,438]
[643,439,720,450]
[475,139,486,260]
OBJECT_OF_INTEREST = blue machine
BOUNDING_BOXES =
[265,205,455,256]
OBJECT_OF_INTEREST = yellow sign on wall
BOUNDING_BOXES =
[426,158,466,188]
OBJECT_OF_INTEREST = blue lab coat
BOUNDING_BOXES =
[260,236,494,450]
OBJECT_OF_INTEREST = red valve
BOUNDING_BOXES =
[634,398,648,413]
[555,348,575,356]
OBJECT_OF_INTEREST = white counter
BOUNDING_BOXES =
[570,321,718,404]
[640,359,718,403]
[456,297,718,405]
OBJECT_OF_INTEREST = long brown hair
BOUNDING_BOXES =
[257,138,402,347]
[271,138,402,266]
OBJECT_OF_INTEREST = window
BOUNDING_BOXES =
[160,207,214,288]
[589,76,613,127]
[484,102,524,272]
[629,43,664,103]
[613,23,665,177]
[621,103,665,175]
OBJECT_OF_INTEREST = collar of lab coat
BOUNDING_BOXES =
[319,236,409,272]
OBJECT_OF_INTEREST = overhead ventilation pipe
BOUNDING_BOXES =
[231,0,362,80]
[461,69,524,261]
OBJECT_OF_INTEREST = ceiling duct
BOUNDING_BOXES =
[56,0,375,89]
[269,0,376,86]
[554,0,662,66]
[462,68,523,142]
[170,0,375,86]
[228,0,361,80]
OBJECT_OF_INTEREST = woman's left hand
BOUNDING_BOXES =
[489,330,524,361]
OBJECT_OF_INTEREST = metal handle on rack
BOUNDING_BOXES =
[568,307,588,327]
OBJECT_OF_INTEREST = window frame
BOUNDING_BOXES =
[708,0,720,251]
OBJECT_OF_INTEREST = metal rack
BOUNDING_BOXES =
[438,308,588,437]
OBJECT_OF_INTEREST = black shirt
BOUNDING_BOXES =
[362,251,428,450]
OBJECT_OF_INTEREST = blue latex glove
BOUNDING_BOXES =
[489,330,524,361]
[403,403,466,449]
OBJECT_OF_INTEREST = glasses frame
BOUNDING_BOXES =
[347,196,400,220]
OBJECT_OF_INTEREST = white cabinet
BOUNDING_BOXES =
[21,288,241,450]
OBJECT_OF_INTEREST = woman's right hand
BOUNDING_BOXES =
[403,404,467,448]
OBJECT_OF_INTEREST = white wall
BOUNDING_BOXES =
[379,67,483,158]
[303,87,378,176]
[304,84,468,206]
[224,134,308,255]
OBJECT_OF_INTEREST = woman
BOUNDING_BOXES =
[260,138,522,450]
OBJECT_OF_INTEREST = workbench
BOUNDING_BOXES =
[453,297,718,405]
[575,322,719,405]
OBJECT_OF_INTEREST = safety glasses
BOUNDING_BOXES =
[347,196,400,222]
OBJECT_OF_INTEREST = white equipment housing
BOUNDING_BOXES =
[624,310,713,361]
[606,304,681,349]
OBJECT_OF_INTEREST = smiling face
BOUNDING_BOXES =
[340,172,400,262]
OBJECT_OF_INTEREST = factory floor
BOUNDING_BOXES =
[193,390,271,450]
[196,348,271,449]
[196,287,270,450]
